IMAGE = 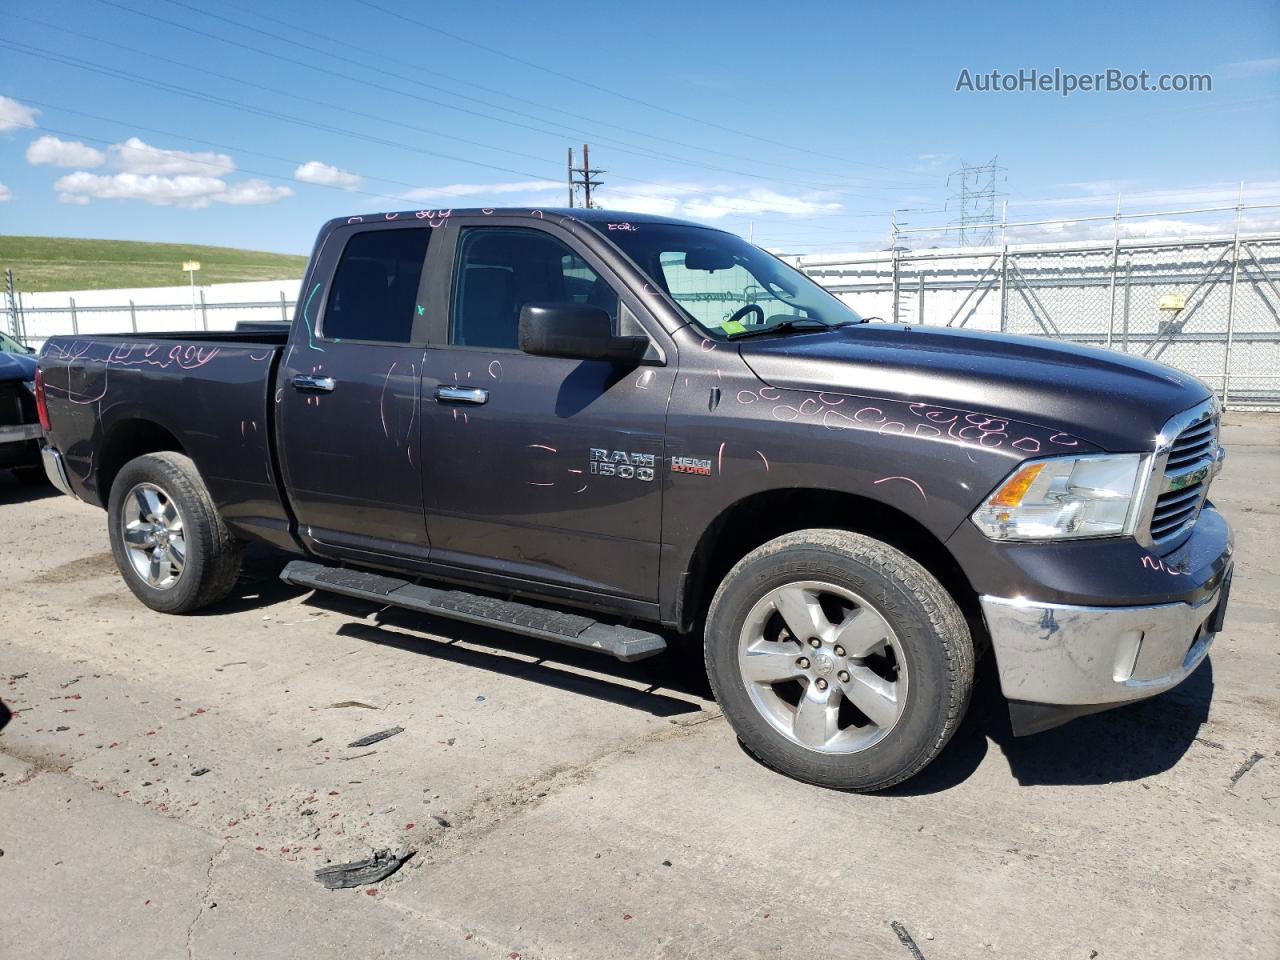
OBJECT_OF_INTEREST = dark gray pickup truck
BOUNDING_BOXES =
[36,208,1232,790]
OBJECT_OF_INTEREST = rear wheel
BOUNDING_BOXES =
[704,529,973,791]
[107,452,242,613]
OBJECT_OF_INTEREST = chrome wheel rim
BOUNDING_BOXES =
[121,482,187,591]
[736,580,908,754]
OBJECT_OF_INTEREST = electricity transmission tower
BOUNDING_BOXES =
[567,144,604,208]
[948,157,1006,246]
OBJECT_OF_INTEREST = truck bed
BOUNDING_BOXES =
[39,332,294,550]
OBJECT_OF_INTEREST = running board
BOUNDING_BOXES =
[279,560,667,662]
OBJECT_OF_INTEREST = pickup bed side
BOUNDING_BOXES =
[39,332,297,551]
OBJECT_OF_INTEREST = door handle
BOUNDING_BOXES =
[293,375,336,392]
[434,385,488,405]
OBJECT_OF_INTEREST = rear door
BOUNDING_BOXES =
[277,221,442,565]
[420,217,676,602]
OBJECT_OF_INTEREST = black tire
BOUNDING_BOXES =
[107,452,242,614]
[704,529,973,792]
[12,465,48,486]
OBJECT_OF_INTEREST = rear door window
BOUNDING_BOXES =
[323,228,430,343]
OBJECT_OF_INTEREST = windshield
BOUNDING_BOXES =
[596,222,862,338]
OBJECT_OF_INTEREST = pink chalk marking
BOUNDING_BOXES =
[531,210,544,218]
[488,360,503,379]
[529,444,557,453]
[384,212,399,220]
[874,475,927,502]
[404,363,418,444]
[1012,436,1042,453]
[736,390,757,404]
[700,338,716,352]
[817,392,846,406]
[379,362,398,439]
[1049,432,1079,446]
[575,484,588,494]
[567,468,583,474]
[347,216,364,224]
[528,482,554,487]
[718,442,726,473]
[756,450,770,471]
[757,387,781,401]
[482,208,494,215]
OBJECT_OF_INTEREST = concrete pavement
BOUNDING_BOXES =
[2,414,1277,959]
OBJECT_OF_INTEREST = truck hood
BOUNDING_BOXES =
[737,324,1210,452]
[0,350,37,382]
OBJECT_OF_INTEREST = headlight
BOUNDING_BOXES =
[971,453,1148,541]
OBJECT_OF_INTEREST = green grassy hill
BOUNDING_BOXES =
[0,236,308,292]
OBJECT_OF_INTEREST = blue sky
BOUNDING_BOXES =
[1,0,1277,255]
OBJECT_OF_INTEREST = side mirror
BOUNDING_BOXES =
[518,302,649,364]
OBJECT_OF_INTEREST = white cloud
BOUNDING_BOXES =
[0,183,11,202]
[26,135,106,168]
[402,179,562,202]
[110,137,234,177]
[1221,57,1280,79]
[596,183,843,221]
[294,160,361,189]
[0,96,38,132]
[54,171,291,208]
[217,178,294,205]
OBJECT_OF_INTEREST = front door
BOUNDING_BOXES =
[421,220,675,601]
[277,223,435,564]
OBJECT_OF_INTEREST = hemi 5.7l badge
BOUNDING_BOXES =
[671,456,713,477]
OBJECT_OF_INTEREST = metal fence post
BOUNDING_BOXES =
[1221,183,1244,405]
[998,244,1008,333]
[280,291,289,322]
[200,290,208,330]
[70,296,78,336]
[917,272,925,325]
[129,299,137,334]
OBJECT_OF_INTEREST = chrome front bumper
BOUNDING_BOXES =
[980,577,1228,710]
[41,445,76,498]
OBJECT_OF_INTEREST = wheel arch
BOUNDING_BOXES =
[98,418,187,504]
[673,488,984,644]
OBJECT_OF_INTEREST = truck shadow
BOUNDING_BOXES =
[883,654,1214,795]
[0,472,59,505]
[336,613,710,719]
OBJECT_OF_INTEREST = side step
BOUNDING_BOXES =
[279,560,667,662]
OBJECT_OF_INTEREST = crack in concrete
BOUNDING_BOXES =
[185,839,228,960]
[409,711,725,867]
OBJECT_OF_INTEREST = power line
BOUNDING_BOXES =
[354,0,928,177]
[81,0,927,196]
[207,0,941,191]
[0,39,564,183]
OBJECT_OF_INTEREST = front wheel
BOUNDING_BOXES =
[704,529,973,792]
[107,452,243,614]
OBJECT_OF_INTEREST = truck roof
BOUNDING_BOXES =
[321,207,714,233]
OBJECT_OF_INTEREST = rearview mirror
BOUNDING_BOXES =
[519,303,649,364]
[684,247,736,272]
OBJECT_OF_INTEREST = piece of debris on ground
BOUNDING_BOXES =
[1229,751,1264,788]
[348,727,404,748]
[314,848,413,890]
[890,921,926,960]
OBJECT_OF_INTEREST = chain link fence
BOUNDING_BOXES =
[5,230,1279,409]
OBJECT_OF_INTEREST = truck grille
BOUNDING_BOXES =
[1148,405,1221,546]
